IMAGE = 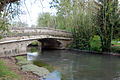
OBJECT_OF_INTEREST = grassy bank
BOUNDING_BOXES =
[0,60,20,80]
[89,35,120,53]
[111,40,120,53]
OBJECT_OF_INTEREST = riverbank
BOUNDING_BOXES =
[0,57,39,80]
[68,48,120,56]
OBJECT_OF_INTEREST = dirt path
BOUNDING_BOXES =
[0,57,39,80]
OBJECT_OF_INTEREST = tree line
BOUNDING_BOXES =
[37,0,120,52]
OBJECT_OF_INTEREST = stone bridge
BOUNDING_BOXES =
[0,27,73,57]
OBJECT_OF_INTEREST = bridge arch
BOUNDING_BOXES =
[38,38,62,49]
[27,40,40,47]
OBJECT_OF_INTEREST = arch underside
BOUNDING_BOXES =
[38,38,62,49]
[27,38,72,50]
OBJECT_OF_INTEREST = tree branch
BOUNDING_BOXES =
[0,0,19,11]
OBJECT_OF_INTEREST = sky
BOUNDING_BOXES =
[18,0,57,27]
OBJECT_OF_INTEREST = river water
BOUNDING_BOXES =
[27,47,120,80]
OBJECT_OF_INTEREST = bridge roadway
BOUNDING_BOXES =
[0,27,73,57]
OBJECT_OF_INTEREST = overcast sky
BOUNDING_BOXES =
[18,0,56,27]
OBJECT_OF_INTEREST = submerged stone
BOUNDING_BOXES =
[22,64,50,78]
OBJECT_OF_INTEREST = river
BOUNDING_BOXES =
[27,47,120,80]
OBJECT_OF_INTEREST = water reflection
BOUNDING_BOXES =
[27,47,120,80]
[45,71,61,80]
[27,52,38,61]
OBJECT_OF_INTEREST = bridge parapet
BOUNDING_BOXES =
[1,27,72,38]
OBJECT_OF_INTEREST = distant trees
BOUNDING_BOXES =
[37,13,55,28]
[11,21,28,27]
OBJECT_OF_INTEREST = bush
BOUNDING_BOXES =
[31,41,38,46]
[111,46,120,53]
[71,13,95,50]
[90,35,102,52]
[0,35,2,39]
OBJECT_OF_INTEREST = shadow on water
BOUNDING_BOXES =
[27,46,120,80]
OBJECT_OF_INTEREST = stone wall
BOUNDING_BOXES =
[0,40,38,57]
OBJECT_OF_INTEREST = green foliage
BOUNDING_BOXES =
[37,13,55,28]
[113,27,120,39]
[112,40,120,46]
[0,35,3,39]
[56,13,66,30]
[30,48,37,53]
[15,56,30,65]
[0,1,23,36]
[71,13,95,50]
[50,0,96,50]
[0,60,20,79]
[94,0,120,52]
[90,35,102,52]
[0,18,9,33]
[31,41,38,46]
[111,40,120,53]
[111,46,120,53]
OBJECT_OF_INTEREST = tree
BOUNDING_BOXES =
[51,0,95,49]
[11,21,28,27]
[95,0,120,52]
[0,0,22,35]
[0,0,19,11]
[37,13,55,28]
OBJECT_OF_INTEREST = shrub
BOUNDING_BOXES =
[111,46,120,53]
[90,35,102,52]
[0,35,2,39]
[31,41,38,46]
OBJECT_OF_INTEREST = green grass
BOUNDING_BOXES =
[16,56,31,66]
[112,40,120,46]
[90,36,120,53]
[111,40,120,53]
[0,60,20,80]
